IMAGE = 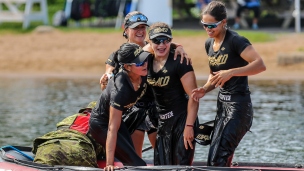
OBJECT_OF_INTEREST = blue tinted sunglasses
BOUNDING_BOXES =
[127,59,147,67]
[128,14,148,22]
[201,20,222,29]
[151,37,172,45]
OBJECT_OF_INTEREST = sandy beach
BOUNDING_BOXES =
[0,28,304,81]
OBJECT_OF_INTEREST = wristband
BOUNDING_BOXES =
[106,73,114,79]
[186,124,194,127]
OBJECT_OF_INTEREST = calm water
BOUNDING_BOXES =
[0,77,303,164]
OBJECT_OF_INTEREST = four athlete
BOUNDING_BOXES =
[32,1,266,169]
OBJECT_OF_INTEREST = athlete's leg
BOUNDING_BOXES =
[147,129,157,148]
[90,119,146,166]
[131,130,145,157]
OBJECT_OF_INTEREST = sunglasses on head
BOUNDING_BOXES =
[127,59,147,67]
[201,20,222,29]
[151,37,172,45]
[128,14,148,23]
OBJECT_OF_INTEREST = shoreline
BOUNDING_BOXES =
[1,30,304,82]
[1,72,304,82]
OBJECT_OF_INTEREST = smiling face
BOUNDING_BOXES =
[118,43,150,76]
[150,36,171,57]
[148,22,172,58]
[125,24,147,45]
[200,1,227,39]
[202,14,226,39]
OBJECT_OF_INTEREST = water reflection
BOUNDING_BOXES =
[0,77,303,164]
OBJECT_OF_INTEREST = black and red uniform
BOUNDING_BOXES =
[147,52,198,165]
[205,29,253,166]
[89,71,147,166]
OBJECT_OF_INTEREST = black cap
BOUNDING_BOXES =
[127,21,149,29]
[194,120,214,145]
[117,43,151,64]
[149,27,172,39]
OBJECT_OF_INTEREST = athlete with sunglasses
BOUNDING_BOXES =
[99,11,191,159]
[191,1,266,167]
[90,43,152,170]
[146,22,199,165]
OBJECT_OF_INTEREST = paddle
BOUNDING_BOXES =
[142,146,153,153]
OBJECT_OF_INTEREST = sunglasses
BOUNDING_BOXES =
[201,20,222,29]
[151,37,172,45]
[128,14,148,22]
[127,59,147,67]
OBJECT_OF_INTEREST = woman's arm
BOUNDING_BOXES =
[143,42,192,65]
[210,45,266,88]
[180,71,199,150]
[105,106,122,170]
[171,42,191,65]
[191,72,216,102]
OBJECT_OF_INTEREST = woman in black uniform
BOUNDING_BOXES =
[191,1,266,167]
[89,43,152,170]
[146,22,199,165]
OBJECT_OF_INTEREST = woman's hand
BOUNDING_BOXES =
[104,165,119,171]
[191,87,206,102]
[183,126,195,150]
[174,45,192,65]
[210,70,233,88]
[100,73,109,90]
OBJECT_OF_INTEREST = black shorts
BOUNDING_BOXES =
[136,115,157,134]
